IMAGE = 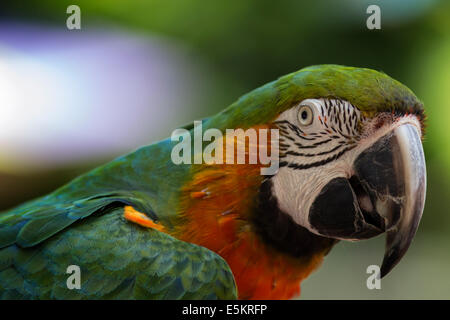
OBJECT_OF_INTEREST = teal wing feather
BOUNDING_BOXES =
[0,139,237,299]
[0,190,156,249]
[0,207,237,299]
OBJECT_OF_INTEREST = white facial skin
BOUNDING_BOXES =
[271,98,423,236]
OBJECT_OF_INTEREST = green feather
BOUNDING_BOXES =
[0,208,237,299]
[205,64,423,131]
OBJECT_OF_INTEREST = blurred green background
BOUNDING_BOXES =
[1,0,449,298]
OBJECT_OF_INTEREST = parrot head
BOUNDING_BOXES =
[205,64,426,279]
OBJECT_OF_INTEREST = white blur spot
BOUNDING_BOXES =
[0,23,212,172]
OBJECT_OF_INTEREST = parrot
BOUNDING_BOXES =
[0,64,426,300]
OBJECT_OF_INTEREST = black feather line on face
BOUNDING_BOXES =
[283,146,356,170]
[274,99,362,170]
[285,142,350,158]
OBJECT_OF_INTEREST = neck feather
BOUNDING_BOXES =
[173,152,336,299]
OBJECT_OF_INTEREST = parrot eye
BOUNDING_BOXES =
[297,105,314,126]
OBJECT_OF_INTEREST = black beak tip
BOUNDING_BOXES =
[380,246,401,279]
[380,264,390,279]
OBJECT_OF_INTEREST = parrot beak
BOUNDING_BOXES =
[309,123,426,277]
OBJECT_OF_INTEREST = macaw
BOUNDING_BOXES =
[0,65,426,300]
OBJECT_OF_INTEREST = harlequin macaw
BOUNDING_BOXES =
[0,65,426,300]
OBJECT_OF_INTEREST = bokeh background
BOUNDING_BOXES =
[1,0,449,299]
